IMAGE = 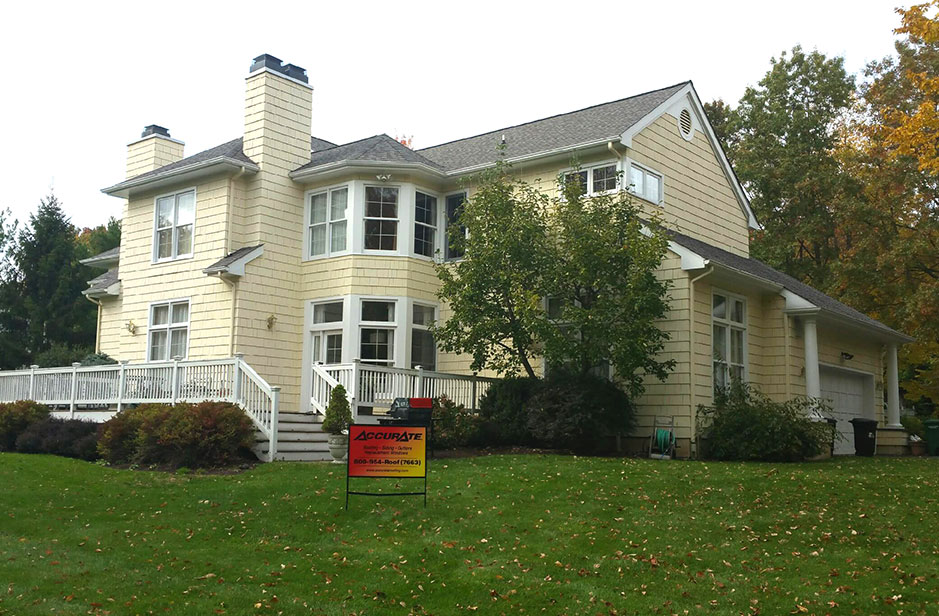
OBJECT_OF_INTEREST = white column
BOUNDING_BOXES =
[803,315,820,399]
[886,343,901,427]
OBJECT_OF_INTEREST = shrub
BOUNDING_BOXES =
[697,383,833,462]
[97,404,169,464]
[33,343,94,368]
[81,352,117,366]
[0,400,50,451]
[15,417,99,461]
[321,385,352,435]
[901,414,924,439]
[98,402,255,468]
[477,377,543,446]
[524,372,635,454]
[432,396,479,449]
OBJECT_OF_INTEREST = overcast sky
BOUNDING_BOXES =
[0,0,902,229]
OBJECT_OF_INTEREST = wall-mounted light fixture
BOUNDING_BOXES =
[376,174,392,182]
[267,315,277,330]
[840,352,854,361]
[126,321,137,335]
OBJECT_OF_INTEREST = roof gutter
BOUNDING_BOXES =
[290,159,446,182]
[102,157,260,198]
[441,137,620,176]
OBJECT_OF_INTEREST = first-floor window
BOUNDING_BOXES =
[148,300,190,361]
[311,300,344,364]
[712,292,746,390]
[411,304,436,370]
[361,328,394,365]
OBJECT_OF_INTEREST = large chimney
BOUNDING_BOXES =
[125,125,184,179]
[243,54,313,171]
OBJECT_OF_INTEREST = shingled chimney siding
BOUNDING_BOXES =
[125,126,184,179]
[235,55,314,400]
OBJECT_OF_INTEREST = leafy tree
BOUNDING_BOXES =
[77,217,121,259]
[719,46,856,289]
[701,99,737,152]
[0,210,26,369]
[433,160,674,396]
[833,1,939,405]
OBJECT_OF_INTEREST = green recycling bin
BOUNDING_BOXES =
[924,419,939,456]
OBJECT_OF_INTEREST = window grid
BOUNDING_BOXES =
[309,187,348,257]
[712,292,746,391]
[154,190,194,261]
[414,192,437,258]
[562,164,619,197]
[364,186,399,251]
[148,300,190,361]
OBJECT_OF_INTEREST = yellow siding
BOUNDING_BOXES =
[125,135,184,179]
[630,114,750,256]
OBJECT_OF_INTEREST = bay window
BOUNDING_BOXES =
[311,300,343,364]
[445,192,467,260]
[712,292,746,391]
[414,192,437,257]
[154,190,194,261]
[309,187,348,257]
[364,187,398,250]
[411,304,436,370]
[360,300,396,365]
[148,300,190,361]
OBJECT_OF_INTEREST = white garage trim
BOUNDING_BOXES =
[819,364,876,456]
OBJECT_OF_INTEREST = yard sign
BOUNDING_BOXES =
[346,425,428,508]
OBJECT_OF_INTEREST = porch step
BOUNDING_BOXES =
[251,410,331,461]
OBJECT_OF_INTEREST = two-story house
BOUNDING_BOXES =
[82,54,911,459]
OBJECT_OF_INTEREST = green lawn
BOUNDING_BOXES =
[1,454,937,616]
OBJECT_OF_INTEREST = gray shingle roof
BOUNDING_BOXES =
[294,134,443,173]
[129,138,256,182]
[80,246,120,267]
[311,136,337,151]
[415,82,689,172]
[668,230,908,338]
[203,245,263,274]
[84,267,119,296]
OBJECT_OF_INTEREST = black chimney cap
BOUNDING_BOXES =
[249,54,308,84]
[141,125,171,138]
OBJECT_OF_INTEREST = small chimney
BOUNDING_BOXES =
[126,125,184,179]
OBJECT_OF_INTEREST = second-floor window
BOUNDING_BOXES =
[445,192,467,260]
[562,164,619,197]
[309,187,348,257]
[364,187,398,251]
[154,190,194,261]
[414,192,437,257]
[629,164,662,204]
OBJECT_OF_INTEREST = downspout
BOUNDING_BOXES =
[84,295,103,354]
[227,166,247,254]
[688,264,713,458]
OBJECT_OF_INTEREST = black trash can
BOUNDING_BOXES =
[849,418,878,456]
[923,419,939,456]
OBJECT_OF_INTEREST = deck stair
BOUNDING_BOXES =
[254,412,331,462]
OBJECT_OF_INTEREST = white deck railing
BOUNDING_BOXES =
[0,354,280,461]
[311,360,496,417]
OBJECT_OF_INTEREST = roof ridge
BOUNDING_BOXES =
[416,81,690,153]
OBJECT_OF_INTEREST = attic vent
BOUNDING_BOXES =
[678,108,694,140]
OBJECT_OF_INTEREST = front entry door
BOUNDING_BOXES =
[312,330,343,364]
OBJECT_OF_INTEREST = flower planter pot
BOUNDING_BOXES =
[910,440,927,457]
[327,433,348,463]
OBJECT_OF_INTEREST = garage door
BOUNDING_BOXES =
[820,368,870,455]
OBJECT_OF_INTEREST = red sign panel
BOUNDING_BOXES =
[347,425,427,478]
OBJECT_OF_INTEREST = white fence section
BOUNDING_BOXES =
[311,360,496,417]
[0,354,280,461]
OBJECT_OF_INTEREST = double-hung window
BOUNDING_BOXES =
[712,292,746,391]
[309,187,348,257]
[154,190,195,261]
[411,304,436,370]
[562,164,619,197]
[414,192,437,257]
[360,300,396,366]
[628,164,662,204]
[445,192,467,260]
[148,300,190,361]
[311,301,343,364]
[364,187,398,251]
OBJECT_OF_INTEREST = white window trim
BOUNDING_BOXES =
[146,298,191,362]
[357,296,400,366]
[152,187,196,264]
[362,184,402,254]
[626,160,664,207]
[410,302,438,370]
[304,184,351,261]
[711,289,748,393]
[559,161,622,198]
[413,187,440,261]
